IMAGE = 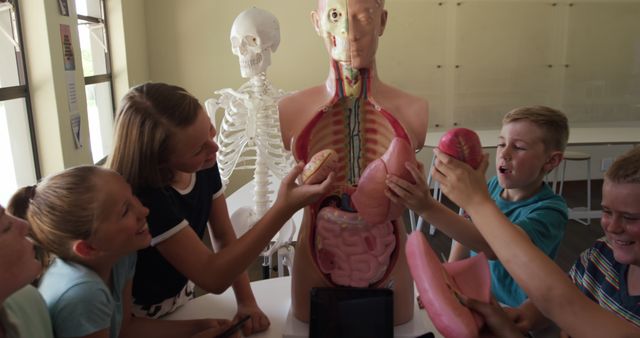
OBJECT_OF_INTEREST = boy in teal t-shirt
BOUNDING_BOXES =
[481,176,567,306]
[386,105,569,306]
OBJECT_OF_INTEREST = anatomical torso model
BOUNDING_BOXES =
[208,8,293,232]
[278,0,429,325]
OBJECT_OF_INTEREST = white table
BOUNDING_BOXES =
[165,276,442,338]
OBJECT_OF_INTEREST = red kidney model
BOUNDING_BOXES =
[437,128,483,169]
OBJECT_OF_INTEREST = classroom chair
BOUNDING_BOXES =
[557,150,592,225]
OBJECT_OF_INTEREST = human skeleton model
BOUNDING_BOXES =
[206,8,294,265]
[278,0,429,325]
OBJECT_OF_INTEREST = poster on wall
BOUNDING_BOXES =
[60,24,75,71]
[58,0,69,16]
[70,113,82,149]
[60,24,82,148]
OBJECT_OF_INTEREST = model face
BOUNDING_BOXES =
[314,0,386,69]
[90,173,151,257]
[601,179,640,266]
[315,0,349,63]
[169,108,219,174]
[495,120,550,201]
[346,0,385,69]
[0,205,41,298]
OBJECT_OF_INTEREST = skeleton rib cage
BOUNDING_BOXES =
[207,75,294,202]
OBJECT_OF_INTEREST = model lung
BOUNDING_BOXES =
[406,231,491,338]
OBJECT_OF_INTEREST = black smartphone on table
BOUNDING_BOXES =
[215,315,250,338]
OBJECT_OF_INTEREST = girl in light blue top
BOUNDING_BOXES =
[9,166,237,338]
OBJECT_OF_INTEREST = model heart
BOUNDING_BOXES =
[438,128,483,169]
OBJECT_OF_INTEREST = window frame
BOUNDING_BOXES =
[0,0,41,179]
[76,0,116,164]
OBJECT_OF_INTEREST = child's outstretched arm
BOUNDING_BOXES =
[432,149,640,338]
[207,197,269,336]
[154,162,333,292]
[385,160,498,259]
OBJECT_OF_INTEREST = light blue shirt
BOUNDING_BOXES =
[38,254,136,338]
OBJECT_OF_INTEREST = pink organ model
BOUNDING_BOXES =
[438,128,483,169]
[406,231,491,338]
[278,0,429,325]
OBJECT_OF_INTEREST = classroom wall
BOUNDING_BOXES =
[140,0,640,124]
[141,0,326,101]
[138,0,640,193]
[106,0,150,103]
[19,0,638,191]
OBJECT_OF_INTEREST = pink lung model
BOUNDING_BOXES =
[405,231,491,338]
[351,137,417,225]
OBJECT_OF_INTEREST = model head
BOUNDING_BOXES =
[312,0,387,69]
[7,166,150,267]
[602,147,640,266]
[108,82,218,190]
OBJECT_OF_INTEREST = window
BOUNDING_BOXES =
[0,0,39,205]
[76,0,114,163]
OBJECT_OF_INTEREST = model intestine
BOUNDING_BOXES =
[315,207,396,287]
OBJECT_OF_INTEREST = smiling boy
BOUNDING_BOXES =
[499,147,640,336]
[568,147,640,326]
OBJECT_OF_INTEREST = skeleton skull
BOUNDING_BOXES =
[230,7,280,78]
